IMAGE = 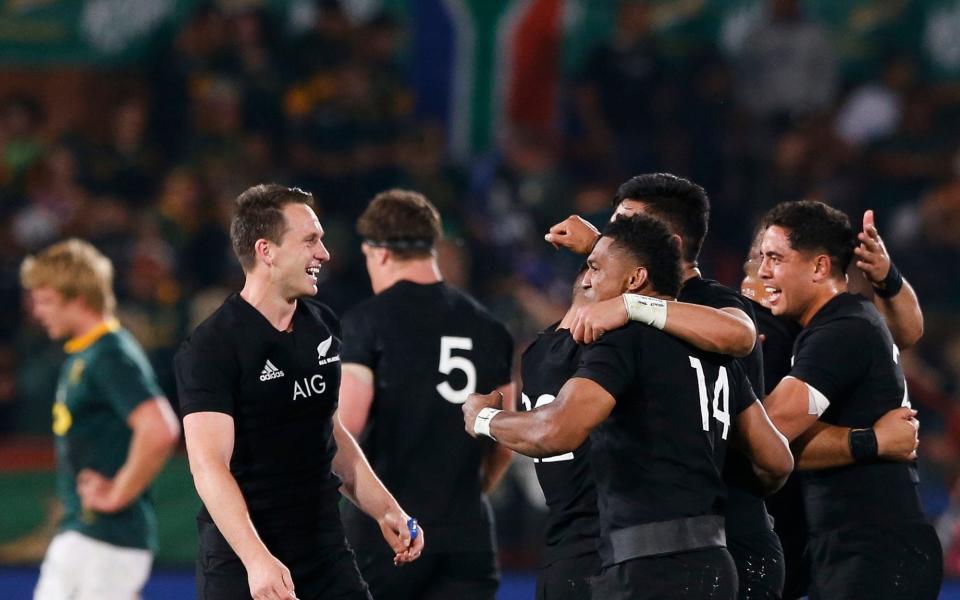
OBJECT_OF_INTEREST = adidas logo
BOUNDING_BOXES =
[259,360,285,381]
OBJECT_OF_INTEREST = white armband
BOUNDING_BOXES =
[474,407,502,440]
[622,294,668,330]
[785,376,831,416]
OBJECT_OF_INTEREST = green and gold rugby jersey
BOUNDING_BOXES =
[54,318,164,550]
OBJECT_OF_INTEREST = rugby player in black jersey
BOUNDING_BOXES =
[336,189,513,600]
[174,184,424,600]
[518,266,599,600]
[464,214,795,600]
[758,200,942,599]
[548,173,786,598]
[741,211,924,599]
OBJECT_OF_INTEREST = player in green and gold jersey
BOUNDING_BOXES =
[20,238,180,600]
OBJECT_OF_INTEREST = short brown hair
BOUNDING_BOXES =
[357,189,442,260]
[230,184,316,270]
[20,239,116,314]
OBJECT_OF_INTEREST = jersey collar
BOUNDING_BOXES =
[64,318,121,354]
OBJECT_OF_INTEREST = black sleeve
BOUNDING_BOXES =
[788,321,871,402]
[173,329,239,417]
[572,326,639,399]
[340,306,377,368]
[730,361,758,415]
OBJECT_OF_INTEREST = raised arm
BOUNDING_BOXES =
[331,413,423,565]
[855,209,923,349]
[570,295,756,357]
[544,215,601,254]
[184,412,296,600]
[462,378,615,458]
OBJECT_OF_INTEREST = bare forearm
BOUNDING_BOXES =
[110,428,177,507]
[489,411,582,458]
[333,428,398,520]
[793,422,852,470]
[874,280,923,349]
[664,303,755,358]
[191,464,270,565]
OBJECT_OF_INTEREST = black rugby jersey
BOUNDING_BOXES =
[679,276,771,537]
[519,325,599,566]
[174,294,344,539]
[752,298,808,597]
[790,293,924,533]
[752,301,801,395]
[339,281,513,552]
[574,322,755,567]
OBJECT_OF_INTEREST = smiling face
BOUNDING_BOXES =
[582,236,638,303]
[269,203,330,300]
[757,225,821,321]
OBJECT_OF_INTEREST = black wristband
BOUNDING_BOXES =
[849,428,879,462]
[874,262,904,298]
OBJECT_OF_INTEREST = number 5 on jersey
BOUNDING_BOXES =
[437,336,477,404]
[689,357,731,440]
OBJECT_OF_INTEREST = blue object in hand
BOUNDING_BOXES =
[407,517,418,542]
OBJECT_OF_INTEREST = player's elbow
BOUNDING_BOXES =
[704,319,755,358]
[537,416,580,457]
[897,318,924,350]
[727,321,757,358]
[161,418,182,449]
[758,444,794,493]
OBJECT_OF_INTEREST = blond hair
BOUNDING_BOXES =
[20,239,117,315]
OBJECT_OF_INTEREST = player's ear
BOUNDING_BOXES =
[254,238,273,267]
[812,254,832,281]
[670,234,683,257]
[626,266,647,293]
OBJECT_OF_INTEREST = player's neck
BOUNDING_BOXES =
[240,280,297,332]
[799,279,847,327]
[376,259,442,294]
[68,311,113,340]
[681,263,701,283]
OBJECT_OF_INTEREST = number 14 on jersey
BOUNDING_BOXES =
[689,357,731,440]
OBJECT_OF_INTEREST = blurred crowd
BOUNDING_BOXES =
[2,0,960,571]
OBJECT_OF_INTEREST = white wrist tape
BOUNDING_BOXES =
[473,407,502,440]
[622,294,668,330]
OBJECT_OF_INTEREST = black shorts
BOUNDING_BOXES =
[727,529,784,600]
[590,547,737,600]
[766,475,809,599]
[537,553,601,600]
[807,521,942,600]
[196,519,371,600]
[355,548,498,600]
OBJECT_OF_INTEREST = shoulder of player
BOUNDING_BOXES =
[447,286,511,335]
[178,299,244,356]
[84,329,147,367]
[589,321,653,348]
[682,278,750,312]
[298,296,339,323]
[797,301,883,346]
